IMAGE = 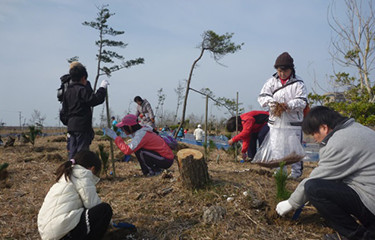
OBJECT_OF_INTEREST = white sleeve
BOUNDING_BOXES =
[286,82,308,110]
[258,78,275,108]
[75,176,101,209]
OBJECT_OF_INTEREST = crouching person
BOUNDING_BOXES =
[105,114,174,176]
[38,150,113,240]
[276,106,375,240]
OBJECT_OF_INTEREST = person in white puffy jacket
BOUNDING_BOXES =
[193,124,204,143]
[38,150,112,240]
[258,52,308,179]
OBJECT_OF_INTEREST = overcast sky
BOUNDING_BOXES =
[0,0,356,126]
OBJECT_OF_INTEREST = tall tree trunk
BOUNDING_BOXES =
[174,48,205,138]
[93,30,104,93]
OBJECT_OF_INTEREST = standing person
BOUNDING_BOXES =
[161,125,170,132]
[258,52,308,179]
[193,124,204,144]
[134,96,156,129]
[226,111,269,160]
[111,116,118,130]
[38,150,113,240]
[177,127,185,139]
[104,114,174,176]
[276,106,375,240]
[60,62,108,159]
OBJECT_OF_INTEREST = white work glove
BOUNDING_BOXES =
[276,200,294,216]
[104,127,117,140]
[100,79,109,89]
[242,152,248,161]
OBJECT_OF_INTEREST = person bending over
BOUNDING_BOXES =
[105,114,174,176]
[276,106,375,240]
[226,111,269,161]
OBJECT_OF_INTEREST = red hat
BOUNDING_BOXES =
[116,114,138,128]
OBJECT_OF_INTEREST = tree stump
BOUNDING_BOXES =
[177,148,210,189]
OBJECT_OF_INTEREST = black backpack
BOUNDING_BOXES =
[57,74,72,103]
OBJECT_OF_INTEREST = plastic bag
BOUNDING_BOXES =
[252,113,305,168]
[162,135,178,150]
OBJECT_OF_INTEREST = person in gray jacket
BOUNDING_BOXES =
[276,106,375,240]
[134,96,156,129]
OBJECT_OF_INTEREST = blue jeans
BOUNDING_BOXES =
[305,179,375,239]
[247,124,269,159]
[68,131,93,159]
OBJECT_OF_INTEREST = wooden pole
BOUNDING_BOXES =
[105,88,116,177]
[235,92,239,161]
[204,94,208,161]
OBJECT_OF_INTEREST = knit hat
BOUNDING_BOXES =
[116,114,138,128]
[274,52,294,69]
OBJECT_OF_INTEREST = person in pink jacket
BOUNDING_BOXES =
[105,114,174,176]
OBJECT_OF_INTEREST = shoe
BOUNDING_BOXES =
[323,232,349,240]
[287,173,301,179]
[146,170,162,177]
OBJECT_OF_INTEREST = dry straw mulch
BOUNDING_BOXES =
[254,152,305,168]
[0,135,330,240]
[273,102,288,117]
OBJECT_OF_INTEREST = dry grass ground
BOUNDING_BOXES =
[0,134,332,240]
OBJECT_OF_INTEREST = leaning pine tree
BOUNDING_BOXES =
[175,30,243,138]
[83,4,144,177]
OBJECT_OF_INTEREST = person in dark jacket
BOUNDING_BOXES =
[60,62,108,159]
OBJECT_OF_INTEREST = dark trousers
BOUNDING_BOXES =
[247,124,269,159]
[305,179,375,240]
[68,131,93,159]
[135,149,173,175]
[63,202,113,240]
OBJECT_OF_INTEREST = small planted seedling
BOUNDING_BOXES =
[274,161,291,201]
[97,144,109,177]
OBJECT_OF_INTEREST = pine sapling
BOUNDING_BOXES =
[274,161,291,200]
[97,144,109,177]
[28,125,41,146]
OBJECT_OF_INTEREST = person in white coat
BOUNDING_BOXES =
[193,124,204,143]
[258,52,308,179]
[38,150,112,240]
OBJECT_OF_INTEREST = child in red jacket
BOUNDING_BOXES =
[226,111,269,160]
[105,114,174,176]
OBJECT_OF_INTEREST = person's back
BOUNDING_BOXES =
[60,62,108,159]
[38,151,112,240]
[177,128,184,138]
[194,125,204,141]
[63,81,101,132]
[111,117,118,130]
